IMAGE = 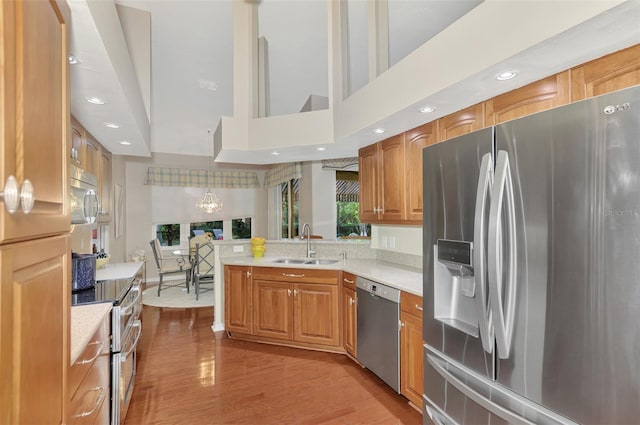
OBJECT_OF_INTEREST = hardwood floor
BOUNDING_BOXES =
[126,306,422,425]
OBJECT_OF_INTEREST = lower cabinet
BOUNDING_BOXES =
[342,272,357,357]
[224,265,253,334]
[400,291,424,408]
[68,314,110,425]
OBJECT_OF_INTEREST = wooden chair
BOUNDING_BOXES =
[149,239,192,296]
[193,241,214,301]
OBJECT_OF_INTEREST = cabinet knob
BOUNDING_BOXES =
[0,176,34,214]
[246,271,252,278]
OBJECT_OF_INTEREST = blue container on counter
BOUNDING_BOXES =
[72,253,96,292]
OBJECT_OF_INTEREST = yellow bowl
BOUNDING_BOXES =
[96,255,110,269]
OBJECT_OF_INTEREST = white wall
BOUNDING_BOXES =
[299,161,336,239]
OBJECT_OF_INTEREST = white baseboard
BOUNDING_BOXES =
[212,323,225,333]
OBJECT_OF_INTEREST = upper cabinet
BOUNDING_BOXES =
[0,0,70,244]
[98,149,112,222]
[571,44,640,102]
[84,133,101,177]
[70,117,84,168]
[485,71,571,125]
[405,122,437,222]
[359,134,408,224]
[437,103,486,141]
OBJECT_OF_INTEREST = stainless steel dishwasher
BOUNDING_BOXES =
[356,276,401,392]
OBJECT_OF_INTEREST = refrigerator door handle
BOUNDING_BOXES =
[488,150,518,359]
[473,153,494,354]
[426,353,534,425]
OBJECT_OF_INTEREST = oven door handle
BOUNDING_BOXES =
[120,320,142,361]
[120,285,142,317]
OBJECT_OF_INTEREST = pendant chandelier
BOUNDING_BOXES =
[196,131,223,213]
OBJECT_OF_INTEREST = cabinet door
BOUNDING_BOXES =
[379,134,406,221]
[342,286,356,357]
[98,149,112,222]
[253,280,293,340]
[437,103,485,142]
[0,235,70,425]
[294,283,339,346]
[224,266,253,334]
[70,116,84,168]
[485,71,570,125]
[405,123,437,222]
[358,143,379,223]
[0,0,70,243]
[84,135,100,177]
[400,311,423,408]
[571,44,640,101]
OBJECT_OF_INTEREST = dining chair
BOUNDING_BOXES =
[149,239,192,296]
[193,241,215,301]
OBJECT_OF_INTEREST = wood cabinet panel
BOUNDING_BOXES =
[224,266,253,334]
[342,271,357,291]
[358,143,380,223]
[437,103,485,142]
[0,0,70,243]
[400,291,423,319]
[405,122,437,222]
[70,116,84,168]
[0,235,70,425]
[485,71,570,125]
[98,149,112,222]
[571,44,640,101]
[253,280,293,340]
[252,267,338,285]
[379,134,406,221]
[342,286,356,357]
[84,134,100,177]
[294,284,339,346]
[400,310,423,408]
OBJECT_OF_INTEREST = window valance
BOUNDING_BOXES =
[145,167,261,189]
[322,157,358,170]
[264,162,302,187]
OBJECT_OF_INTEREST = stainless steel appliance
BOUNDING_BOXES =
[70,163,99,224]
[356,276,400,392]
[423,85,640,424]
[72,277,143,425]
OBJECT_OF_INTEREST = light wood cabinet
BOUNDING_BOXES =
[0,0,70,244]
[437,103,486,142]
[405,122,438,222]
[71,117,85,168]
[342,272,357,357]
[224,265,253,334]
[68,313,110,425]
[98,148,112,222]
[359,134,407,223]
[400,291,424,409]
[84,134,101,178]
[571,44,640,101]
[485,71,570,125]
[0,235,71,425]
[249,267,340,348]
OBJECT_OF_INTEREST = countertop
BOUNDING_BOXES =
[96,261,144,281]
[221,256,423,296]
[70,302,112,364]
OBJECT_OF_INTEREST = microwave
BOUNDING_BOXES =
[70,164,99,224]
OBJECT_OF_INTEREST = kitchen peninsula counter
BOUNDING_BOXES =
[221,256,422,296]
[70,303,112,364]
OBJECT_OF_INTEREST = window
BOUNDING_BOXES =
[335,171,370,238]
[281,179,299,238]
[190,221,223,239]
[156,224,181,247]
[232,218,252,239]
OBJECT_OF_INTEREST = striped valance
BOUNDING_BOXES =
[264,162,302,187]
[145,167,261,189]
[322,157,358,170]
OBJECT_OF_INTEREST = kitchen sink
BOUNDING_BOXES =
[303,259,339,265]
[272,258,308,264]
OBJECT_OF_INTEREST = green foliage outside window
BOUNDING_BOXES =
[156,224,180,246]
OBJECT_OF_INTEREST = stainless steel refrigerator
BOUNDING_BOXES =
[422,85,640,424]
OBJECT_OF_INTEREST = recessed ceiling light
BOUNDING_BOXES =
[496,70,518,81]
[419,106,436,114]
[104,122,120,129]
[271,151,280,156]
[85,96,106,105]
[68,55,80,65]
[373,128,385,134]
[316,147,326,151]
[119,141,131,146]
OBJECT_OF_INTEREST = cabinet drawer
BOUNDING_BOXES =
[253,267,338,285]
[69,315,109,393]
[68,352,110,425]
[342,272,357,290]
[401,291,423,319]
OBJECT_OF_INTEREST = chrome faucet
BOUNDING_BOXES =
[302,223,316,258]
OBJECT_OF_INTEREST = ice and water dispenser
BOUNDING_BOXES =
[433,239,479,337]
